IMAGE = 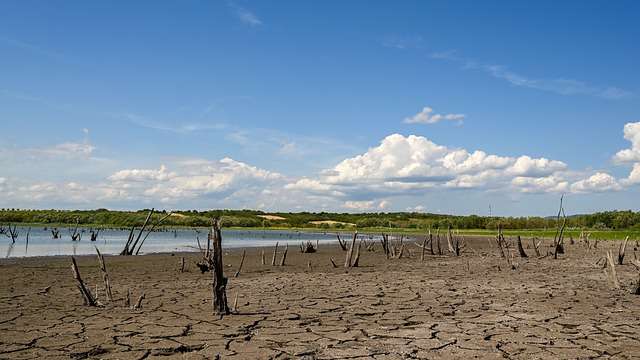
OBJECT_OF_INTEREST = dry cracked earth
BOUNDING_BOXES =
[1,236,639,359]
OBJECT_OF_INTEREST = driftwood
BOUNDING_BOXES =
[330,257,338,268]
[235,250,246,277]
[95,247,113,301]
[71,257,97,306]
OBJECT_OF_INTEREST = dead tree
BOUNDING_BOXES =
[446,226,456,254]
[95,247,113,301]
[210,218,230,317]
[279,244,288,266]
[436,230,442,255]
[300,241,316,253]
[380,233,390,258]
[69,219,81,241]
[448,232,464,257]
[516,235,528,258]
[605,251,620,289]
[494,225,506,258]
[271,242,279,266]
[352,240,362,267]
[531,237,541,257]
[618,237,629,265]
[51,228,60,239]
[6,224,18,243]
[261,250,265,265]
[120,209,172,255]
[344,232,358,267]
[336,233,348,251]
[90,229,100,242]
[70,257,97,306]
[631,260,640,295]
[552,195,567,259]
[234,249,246,277]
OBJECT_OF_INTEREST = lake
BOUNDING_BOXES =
[1,226,344,258]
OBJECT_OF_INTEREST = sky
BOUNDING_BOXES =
[1,0,639,216]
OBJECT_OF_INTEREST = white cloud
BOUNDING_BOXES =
[507,156,567,177]
[285,133,578,202]
[343,200,389,211]
[613,122,640,164]
[109,165,176,182]
[110,157,282,202]
[511,175,569,193]
[404,106,465,125]
[570,172,622,193]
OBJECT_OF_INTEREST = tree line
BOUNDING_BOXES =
[0,208,639,230]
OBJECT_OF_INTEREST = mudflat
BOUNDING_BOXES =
[1,236,639,359]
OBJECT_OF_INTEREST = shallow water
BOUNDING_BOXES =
[1,226,340,258]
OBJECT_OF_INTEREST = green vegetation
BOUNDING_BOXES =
[0,208,639,239]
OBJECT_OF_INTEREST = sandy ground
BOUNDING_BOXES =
[1,236,639,359]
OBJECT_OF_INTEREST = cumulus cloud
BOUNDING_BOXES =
[403,107,465,125]
[613,122,640,164]
[287,134,571,195]
[570,172,622,193]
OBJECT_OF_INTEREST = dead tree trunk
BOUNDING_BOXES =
[516,235,528,258]
[95,247,113,301]
[271,242,279,266]
[618,237,629,265]
[605,251,620,289]
[345,232,357,267]
[336,233,348,251]
[446,226,455,254]
[553,195,567,259]
[420,233,427,262]
[279,244,288,266]
[210,219,230,317]
[352,240,362,267]
[70,257,97,306]
[532,237,541,257]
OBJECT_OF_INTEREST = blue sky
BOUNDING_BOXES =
[1,0,639,216]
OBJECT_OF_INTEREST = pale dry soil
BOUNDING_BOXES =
[1,237,639,359]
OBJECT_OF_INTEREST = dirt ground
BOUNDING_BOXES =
[1,235,639,359]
